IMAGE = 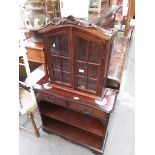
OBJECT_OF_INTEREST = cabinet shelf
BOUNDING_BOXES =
[77,87,97,94]
[39,101,105,137]
[51,54,70,59]
[52,69,71,74]
[76,60,99,66]
[76,75,98,81]
[42,116,105,153]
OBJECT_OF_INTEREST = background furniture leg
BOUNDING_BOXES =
[27,112,40,137]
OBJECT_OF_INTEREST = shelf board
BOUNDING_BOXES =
[77,86,97,94]
[51,54,70,59]
[40,102,105,137]
[42,116,104,153]
[76,60,99,66]
[53,81,72,87]
[76,75,98,81]
[52,69,71,74]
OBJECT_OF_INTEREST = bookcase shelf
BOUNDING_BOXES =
[42,116,105,153]
[39,101,106,137]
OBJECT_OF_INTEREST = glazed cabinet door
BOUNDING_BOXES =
[73,30,107,95]
[47,29,72,87]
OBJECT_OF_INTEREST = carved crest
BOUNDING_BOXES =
[48,15,94,28]
[39,15,115,37]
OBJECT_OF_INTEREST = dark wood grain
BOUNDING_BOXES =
[31,14,124,155]
[39,101,106,137]
[42,116,105,153]
[34,76,117,113]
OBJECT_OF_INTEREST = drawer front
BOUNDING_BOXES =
[36,92,67,107]
[69,101,108,121]
[27,48,44,63]
[37,92,108,121]
[48,95,67,107]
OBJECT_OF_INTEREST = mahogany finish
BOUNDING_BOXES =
[33,15,127,154]
[39,101,106,137]
[42,116,105,153]
[38,16,117,98]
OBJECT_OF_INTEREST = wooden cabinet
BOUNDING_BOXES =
[34,16,118,154]
[39,17,116,99]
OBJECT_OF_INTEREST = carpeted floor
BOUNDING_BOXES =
[19,30,135,155]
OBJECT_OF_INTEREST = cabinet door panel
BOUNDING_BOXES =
[87,79,97,92]
[77,76,87,91]
[49,31,72,87]
[74,32,103,94]
[59,35,69,57]
[76,62,87,77]
[88,41,100,63]
[63,72,71,85]
[51,56,61,70]
[62,58,71,72]
[51,36,59,55]
[88,64,99,79]
[75,37,88,61]
[53,70,62,83]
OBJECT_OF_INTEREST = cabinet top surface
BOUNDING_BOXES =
[34,75,117,113]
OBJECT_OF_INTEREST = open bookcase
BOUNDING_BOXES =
[38,100,108,153]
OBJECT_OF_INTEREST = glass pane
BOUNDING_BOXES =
[62,58,71,72]
[51,36,59,55]
[77,76,87,91]
[88,64,99,79]
[76,62,87,77]
[88,41,100,63]
[59,35,69,57]
[62,72,71,85]
[51,56,61,70]
[75,37,88,61]
[87,79,97,92]
[53,70,62,83]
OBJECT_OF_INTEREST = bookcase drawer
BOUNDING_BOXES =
[36,92,109,123]
[69,101,108,121]
[36,92,67,107]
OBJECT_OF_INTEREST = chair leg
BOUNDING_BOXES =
[27,112,40,137]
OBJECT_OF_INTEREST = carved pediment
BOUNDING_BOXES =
[38,15,116,39]
[49,15,94,28]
